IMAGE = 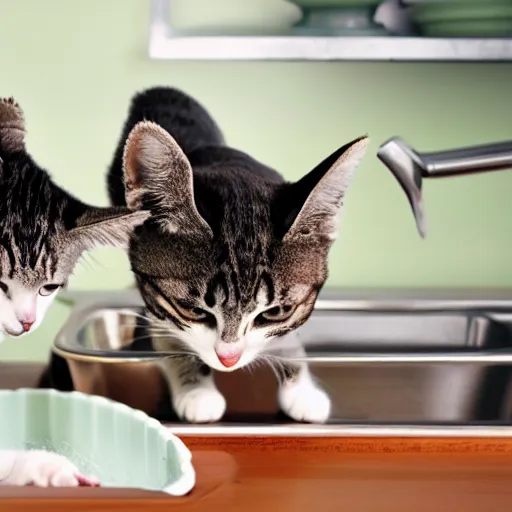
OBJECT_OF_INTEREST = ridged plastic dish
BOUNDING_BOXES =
[403,0,512,37]
[0,389,195,495]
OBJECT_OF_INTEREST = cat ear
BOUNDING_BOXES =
[122,121,212,237]
[0,97,26,153]
[69,206,150,250]
[282,135,369,243]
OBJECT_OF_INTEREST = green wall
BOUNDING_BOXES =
[1,0,512,361]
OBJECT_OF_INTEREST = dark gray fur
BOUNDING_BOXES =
[0,98,148,296]
[105,87,367,422]
[108,87,360,312]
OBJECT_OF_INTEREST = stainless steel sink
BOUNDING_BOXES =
[52,289,512,436]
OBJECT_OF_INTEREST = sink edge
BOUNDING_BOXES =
[164,423,512,437]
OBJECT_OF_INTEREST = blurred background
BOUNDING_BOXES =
[0,0,512,361]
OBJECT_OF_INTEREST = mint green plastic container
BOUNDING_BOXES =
[403,0,512,37]
[0,389,195,495]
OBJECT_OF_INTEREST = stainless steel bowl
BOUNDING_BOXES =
[51,289,512,435]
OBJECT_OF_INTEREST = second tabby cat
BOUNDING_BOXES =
[0,98,148,340]
[0,97,146,486]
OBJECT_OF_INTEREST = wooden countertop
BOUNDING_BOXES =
[2,436,512,511]
[2,364,512,510]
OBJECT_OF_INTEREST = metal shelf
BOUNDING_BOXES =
[149,0,512,62]
[149,35,512,62]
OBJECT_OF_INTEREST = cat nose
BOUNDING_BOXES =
[216,351,242,368]
[22,321,34,332]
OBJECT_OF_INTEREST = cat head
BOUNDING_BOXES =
[0,98,148,338]
[123,122,368,371]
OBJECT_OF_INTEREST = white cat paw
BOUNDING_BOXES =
[279,382,331,424]
[173,387,227,423]
[3,451,99,487]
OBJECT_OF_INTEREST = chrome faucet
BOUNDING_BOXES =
[377,137,512,238]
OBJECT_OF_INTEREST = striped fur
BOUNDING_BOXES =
[43,87,369,425]
[0,97,148,337]
[0,97,150,488]
[101,87,369,424]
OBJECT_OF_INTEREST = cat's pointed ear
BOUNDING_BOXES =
[122,121,212,237]
[69,206,150,250]
[282,135,369,242]
[0,97,26,153]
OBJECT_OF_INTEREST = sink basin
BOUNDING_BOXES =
[50,290,512,436]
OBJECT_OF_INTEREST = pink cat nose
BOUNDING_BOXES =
[216,351,242,368]
[22,321,34,332]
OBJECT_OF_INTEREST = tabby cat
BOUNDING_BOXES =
[0,97,146,486]
[0,97,148,339]
[106,87,369,424]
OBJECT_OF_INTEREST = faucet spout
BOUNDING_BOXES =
[377,137,512,238]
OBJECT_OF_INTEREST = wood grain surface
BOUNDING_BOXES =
[2,364,512,510]
[1,437,512,511]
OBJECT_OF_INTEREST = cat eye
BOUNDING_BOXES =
[39,284,61,297]
[173,299,211,323]
[256,305,296,325]
[0,282,8,294]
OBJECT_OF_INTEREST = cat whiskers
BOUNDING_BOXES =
[120,331,197,358]
[116,309,152,322]
[257,351,306,365]
[77,251,105,273]
[116,309,180,334]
